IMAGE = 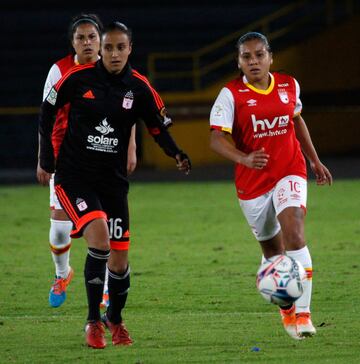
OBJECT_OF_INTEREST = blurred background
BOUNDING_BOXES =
[0,0,359,183]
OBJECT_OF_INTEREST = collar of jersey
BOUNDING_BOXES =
[74,54,100,66]
[97,60,133,85]
[243,73,274,95]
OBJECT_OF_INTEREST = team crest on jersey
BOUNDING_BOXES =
[46,87,57,105]
[76,198,88,212]
[122,90,134,109]
[278,89,289,104]
[247,99,257,107]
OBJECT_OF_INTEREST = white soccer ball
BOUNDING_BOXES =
[256,255,306,306]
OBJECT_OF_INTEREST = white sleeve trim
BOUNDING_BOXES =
[43,64,62,101]
[209,87,235,133]
[294,78,302,116]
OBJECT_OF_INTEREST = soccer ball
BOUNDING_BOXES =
[256,255,306,306]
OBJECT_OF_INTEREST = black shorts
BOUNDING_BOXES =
[54,180,130,251]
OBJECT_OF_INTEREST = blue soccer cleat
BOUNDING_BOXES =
[49,267,74,307]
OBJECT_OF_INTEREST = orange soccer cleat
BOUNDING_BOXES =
[279,305,303,340]
[296,312,316,337]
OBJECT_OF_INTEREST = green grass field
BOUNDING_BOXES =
[0,180,359,363]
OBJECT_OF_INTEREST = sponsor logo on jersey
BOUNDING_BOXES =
[278,115,289,127]
[247,99,257,107]
[278,89,289,104]
[213,104,223,117]
[251,114,289,132]
[83,89,95,99]
[290,193,301,201]
[277,188,288,206]
[238,89,250,92]
[76,198,88,211]
[87,119,119,153]
[160,107,172,126]
[46,87,57,105]
[95,118,114,135]
[122,90,134,109]
[277,188,285,200]
[278,83,289,87]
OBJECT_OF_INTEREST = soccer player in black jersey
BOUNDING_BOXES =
[38,21,191,349]
[36,14,137,309]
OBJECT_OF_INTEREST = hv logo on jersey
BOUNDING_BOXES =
[251,114,289,132]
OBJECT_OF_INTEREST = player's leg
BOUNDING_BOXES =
[239,193,300,339]
[83,218,110,349]
[102,250,132,345]
[55,182,109,348]
[258,233,302,340]
[101,190,133,345]
[277,207,315,337]
[275,176,316,337]
[48,176,73,307]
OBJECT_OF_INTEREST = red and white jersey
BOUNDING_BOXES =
[43,54,77,158]
[210,72,307,200]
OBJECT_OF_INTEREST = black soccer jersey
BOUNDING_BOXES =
[39,60,180,186]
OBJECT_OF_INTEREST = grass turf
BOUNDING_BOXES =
[0,180,359,363]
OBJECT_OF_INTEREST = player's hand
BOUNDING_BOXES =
[127,146,137,175]
[242,148,269,169]
[36,162,52,186]
[310,161,333,186]
[175,152,191,175]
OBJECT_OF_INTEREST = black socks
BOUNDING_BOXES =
[84,247,110,321]
[106,266,130,324]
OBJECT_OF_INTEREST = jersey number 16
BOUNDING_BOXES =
[108,218,123,239]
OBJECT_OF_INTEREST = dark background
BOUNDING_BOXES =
[0,1,359,183]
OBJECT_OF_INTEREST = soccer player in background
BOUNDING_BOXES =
[37,21,191,349]
[37,14,137,308]
[209,32,332,340]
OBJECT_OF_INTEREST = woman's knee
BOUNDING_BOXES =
[83,218,110,250]
[283,230,305,249]
[108,250,128,273]
[278,207,305,249]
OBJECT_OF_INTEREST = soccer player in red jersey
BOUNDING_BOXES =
[209,32,332,340]
[37,14,137,309]
[38,21,191,349]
